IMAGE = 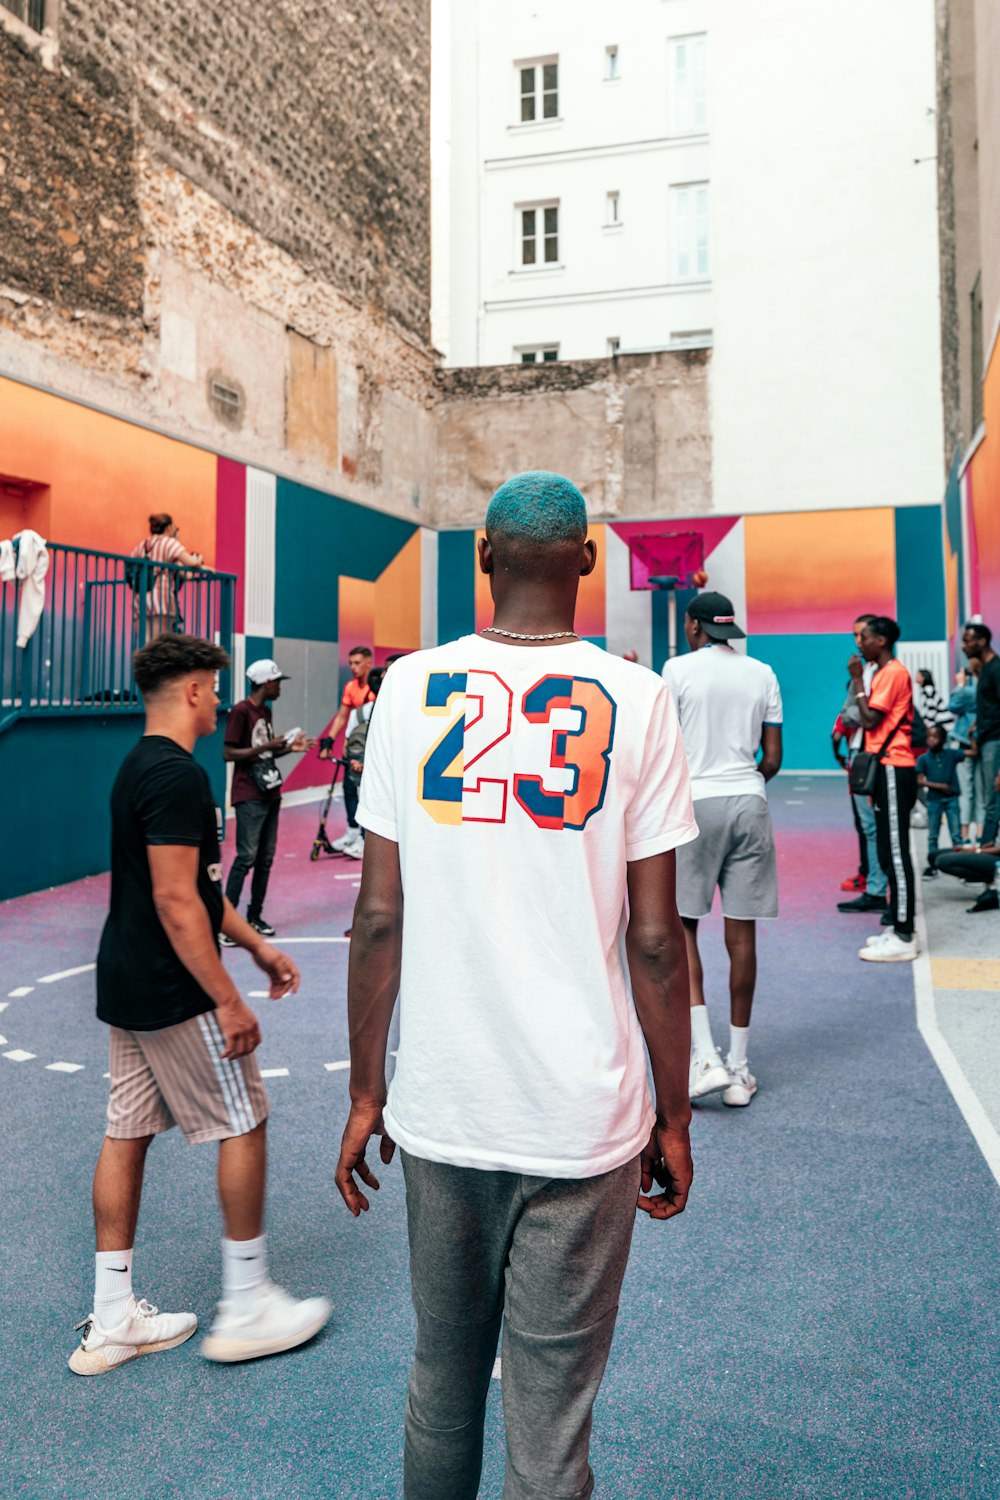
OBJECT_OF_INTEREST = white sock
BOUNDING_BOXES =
[222,1234,268,1316]
[690,1005,715,1060]
[727,1025,750,1073]
[94,1248,134,1329]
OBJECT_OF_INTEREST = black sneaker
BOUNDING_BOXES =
[880,910,894,926]
[219,933,237,948]
[249,917,277,938]
[837,892,888,913]
[922,866,937,879]
[966,889,999,915]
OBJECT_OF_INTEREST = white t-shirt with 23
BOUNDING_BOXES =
[358,634,698,1178]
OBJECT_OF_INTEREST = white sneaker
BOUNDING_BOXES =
[859,931,917,962]
[689,1049,732,1099]
[723,1066,757,1107]
[331,831,357,853]
[201,1281,331,1363]
[342,835,364,860]
[68,1294,197,1376]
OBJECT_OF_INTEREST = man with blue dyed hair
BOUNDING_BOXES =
[336,471,699,1498]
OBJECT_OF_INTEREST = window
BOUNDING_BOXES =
[2,0,46,29]
[671,35,708,135]
[605,45,619,80]
[671,183,710,280]
[520,203,559,266]
[606,191,621,226]
[607,337,621,356]
[519,58,559,123]
[518,346,560,364]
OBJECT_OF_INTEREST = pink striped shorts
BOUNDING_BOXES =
[106,1012,270,1145]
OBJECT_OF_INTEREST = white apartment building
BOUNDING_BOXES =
[442,0,712,367]
[435,0,945,516]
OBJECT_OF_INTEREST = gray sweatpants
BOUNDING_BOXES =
[401,1149,642,1500]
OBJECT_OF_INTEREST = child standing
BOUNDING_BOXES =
[917,724,968,875]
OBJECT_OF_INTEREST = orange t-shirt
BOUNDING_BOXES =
[342,677,375,710]
[865,659,916,768]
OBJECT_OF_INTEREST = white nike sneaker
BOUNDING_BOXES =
[859,931,917,962]
[689,1049,731,1099]
[723,1066,758,1107]
[201,1281,331,1363]
[342,836,364,860]
[331,831,357,853]
[68,1294,197,1376]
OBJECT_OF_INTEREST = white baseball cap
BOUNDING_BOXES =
[246,658,289,685]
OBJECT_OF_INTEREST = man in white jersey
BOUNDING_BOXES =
[662,593,783,1108]
[335,471,698,1499]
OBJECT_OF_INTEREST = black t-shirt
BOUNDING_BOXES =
[976,656,1000,746]
[97,735,224,1031]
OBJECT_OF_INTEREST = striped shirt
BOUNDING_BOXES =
[131,533,184,615]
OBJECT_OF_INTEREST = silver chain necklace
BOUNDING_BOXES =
[481,626,579,642]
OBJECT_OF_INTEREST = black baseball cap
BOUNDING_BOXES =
[687,591,746,640]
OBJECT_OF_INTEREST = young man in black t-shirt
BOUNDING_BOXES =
[70,634,330,1376]
[963,621,1000,849]
[222,659,311,939]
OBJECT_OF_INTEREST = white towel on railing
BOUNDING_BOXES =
[12,529,50,648]
[0,538,15,584]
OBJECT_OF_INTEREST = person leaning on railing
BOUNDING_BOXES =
[132,513,212,640]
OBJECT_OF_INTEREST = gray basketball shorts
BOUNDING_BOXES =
[676,794,779,921]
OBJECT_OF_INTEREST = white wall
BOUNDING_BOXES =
[708,0,944,513]
[445,0,712,366]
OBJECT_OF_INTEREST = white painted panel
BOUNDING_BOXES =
[244,468,276,637]
[702,519,746,654]
[604,526,652,668]
[897,642,952,701]
[420,528,439,648]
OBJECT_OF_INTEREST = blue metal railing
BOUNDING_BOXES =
[0,542,236,732]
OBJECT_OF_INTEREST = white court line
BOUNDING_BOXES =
[324,1060,350,1072]
[0,1003,7,1014]
[4,1050,36,1062]
[260,1068,289,1078]
[275,937,350,944]
[8,986,34,998]
[37,964,96,984]
[334,874,360,881]
[46,1062,84,1073]
[784,800,804,805]
[0,1034,6,1046]
[247,991,270,999]
[492,1358,502,1380]
[913,896,1000,1188]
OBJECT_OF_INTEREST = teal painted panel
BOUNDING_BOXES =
[0,716,227,900]
[895,505,946,641]
[438,530,476,644]
[274,480,417,642]
[746,633,855,770]
[243,636,273,683]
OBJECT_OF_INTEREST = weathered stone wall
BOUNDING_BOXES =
[434,352,712,527]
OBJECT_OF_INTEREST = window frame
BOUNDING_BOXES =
[604,44,620,82]
[516,200,561,271]
[515,56,560,127]
[1,0,49,34]
[516,345,561,365]
[670,33,708,137]
[670,181,710,283]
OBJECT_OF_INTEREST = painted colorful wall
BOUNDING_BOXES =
[963,335,1000,637]
[437,505,949,769]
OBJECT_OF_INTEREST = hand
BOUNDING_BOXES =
[252,943,300,999]
[288,734,310,753]
[214,996,261,1059]
[350,759,363,774]
[847,654,864,681]
[335,1100,396,1216]
[263,738,287,754]
[637,1123,693,1221]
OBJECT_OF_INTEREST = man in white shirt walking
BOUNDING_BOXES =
[663,592,783,1108]
[335,470,698,1499]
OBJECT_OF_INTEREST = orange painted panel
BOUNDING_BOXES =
[375,530,422,650]
[968,340,1000,626]
[339,576,375,665]
[744,509,896,635]
[0,376,217,562]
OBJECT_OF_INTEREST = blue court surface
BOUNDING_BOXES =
[1,781,998,1498]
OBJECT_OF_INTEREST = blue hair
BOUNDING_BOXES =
[485,471,588,545]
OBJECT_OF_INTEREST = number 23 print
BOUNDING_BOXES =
[418,670,617,830]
